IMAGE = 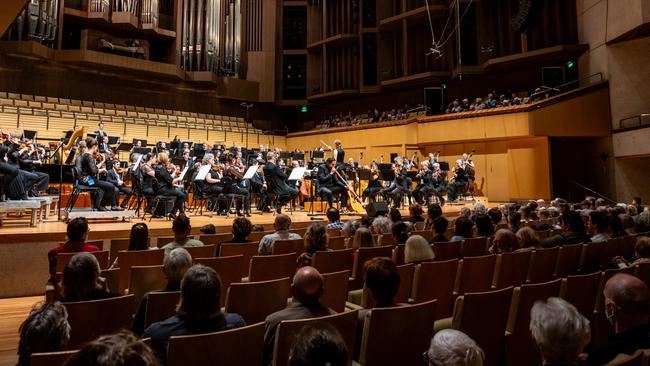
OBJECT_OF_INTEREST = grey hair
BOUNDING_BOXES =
[371,216,391,234]
[341,219,361,237]
[473,203,486,215]
[459,207,471,218]
[164,248,193,283]
[529,297,591,365]
[427,329,484,366]
[202,153,214,165]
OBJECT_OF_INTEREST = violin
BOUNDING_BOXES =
[211,163,223,171]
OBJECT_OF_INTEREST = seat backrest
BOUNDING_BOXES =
[184,244,216,258]
[505,279,562,366]
[117,249,164,293]
[350,245,394,289]
[56,250,110,273]
[155,236,176,248]
[581,242,604,273]
[636,262,650,288]
[618,235,636,259]
[494,251,531,289]
[128,265,166,311]
[527,247,559,283]
[377,234,396,246]
[603,238,623,266]
[555,244,583,277]
[363,264,414,308]
[604,266,636,281]
[271,238,304,255]
[249,253,297,282]
[560,271,604,321]
[452,287,514,366]
[311,248,354,274]
[249,231,273,242]
[327,228,341,237]
[30,350,77,366]
[392,244,405,265]
[225,277,291,324]
[320,270,350,313]
[101,268,120,295]
[359,300,437,366]
[456,254,497,295]
[219,242,259,275]
[64,295,135,349]
[602,349,646,366]
[432,241,461,261]
[198,233,233,246]
[144,291,181,329]
[412,230,433,241]
[273,310,358,366]
[328,236,347,250]
[167,322,265,366]
[411,259,459,319]
[461,237,488,257]
[194,255,243,306]
[109,238,131,262]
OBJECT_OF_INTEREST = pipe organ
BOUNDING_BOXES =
[5,0,59,45]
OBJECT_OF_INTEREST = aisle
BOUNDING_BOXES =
[0,296,42,366]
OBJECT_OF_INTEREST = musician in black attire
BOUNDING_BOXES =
[431,162,447,206]
[94,122,107,139]
[77,137,119,211]
[333,140,345,169]
[362,162,382,204]
[251,162,271,212]
[263,152,298,214]
[447,160,468,201]
[223,154,250,216]
[155,152,186,218]
[98,136,111,154]
[106,160,133,209]
[0,131,28,199]
[317,158,348,210]
[15,142,49,196]
[380,163,408,209]
[411,162,434,205]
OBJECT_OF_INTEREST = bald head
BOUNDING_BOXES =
[604,274,650,332]
[274,214,292,231]
[292,266,324,305]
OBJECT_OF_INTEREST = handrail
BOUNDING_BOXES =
[529,72,604,100]
[616,113,650,131]
[568,179,616,204]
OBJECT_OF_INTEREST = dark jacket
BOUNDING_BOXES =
[317,164,344,188]
[106,168,121,187]
[263,162,292,195]
[586,323,650,366]
[542,231,591,248]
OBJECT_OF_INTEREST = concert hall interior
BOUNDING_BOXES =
[1,0,650,365]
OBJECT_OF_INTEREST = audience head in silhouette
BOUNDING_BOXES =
[289,323,348,366]
[63,330,159,366]
[604,273,650,334]
[490,229,518,253]
[231,217,253,242]
[425,329,484,366]
[128,223,149,251]
[18,302,70,366]
[364,257,400,307]
[177,264,222,320]
[61,252,110,302]
[66,217,89,243]
[163,248,192,290]
[291,266,325,307]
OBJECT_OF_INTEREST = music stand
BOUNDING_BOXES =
[292,152,305,161]
[108,136,119,144]
[22,130,37,140]
[357,169,371,181]
[172,157,187,167]
[378,163,392,171]
[379,169,395,182]
[243,165,258,180]
[132,139,147,147]
[194,164,212,181]
[406,171,418,180]
[132,147,152,155]
[439,161,450,171]
[279,151,291,160]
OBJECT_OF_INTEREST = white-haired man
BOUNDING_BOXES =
[423,329,484,366]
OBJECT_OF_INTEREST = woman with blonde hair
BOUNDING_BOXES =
[155,151,187,218]
[405,235,435,264]
[516,226,540,251]
[351,227,374,250]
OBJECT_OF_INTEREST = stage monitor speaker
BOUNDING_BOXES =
[366,202,389,218]
[511,0,545,33]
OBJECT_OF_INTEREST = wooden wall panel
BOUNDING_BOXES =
[189,128,208,143]
[19,115,47,132]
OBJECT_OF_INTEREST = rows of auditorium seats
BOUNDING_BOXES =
[36,220,650,366]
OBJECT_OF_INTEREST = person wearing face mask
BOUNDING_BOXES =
[586,273,650,365]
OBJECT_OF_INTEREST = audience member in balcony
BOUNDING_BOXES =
[405,235,435,264]
[259,214,302,255]
[542,210,591,247]
[431,217,449,243]
[588,210,611,243]
[613,236,650,268]
[424,203,443,230]
[530,297,591,366]
[48,217,99,282]
[133,248,193,336]
[110,222,150,268]
[18,302,70,366]
[474,214,495,238]
[161,215,204,256]
[65,330,158,366]
[350,227,374,251]
[264,266,335,366]
[515,227,541,251]
[297,223,329,268]
[587,274,650,365]
[489,229,518,254]
[487,207,503,226]
[424,329,484,366]
[222,217,254,244]
[60,252,118,302]
[144,264,245,363]
[289,323,348,366]
[450,217,473,242]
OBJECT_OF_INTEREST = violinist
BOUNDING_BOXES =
[447,159,468,202]
[411,161,434,205]
[15,141,49,197]
[317,158,348,211]
[77,137,120,211]
[223,153,250,216]
[0,131,33,200]
[263,151,298,214]
[362,162,382,204]
[431,162,447,206]
[141,154,156,197]
[154,152,186,218]
[106,160,133,209]
[380,162,408,209]
[250,161,271,212]
[194,153,224,211]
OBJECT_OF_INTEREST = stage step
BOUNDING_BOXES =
[63,209,136,223]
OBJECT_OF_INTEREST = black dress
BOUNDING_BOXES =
[155,165,186,215]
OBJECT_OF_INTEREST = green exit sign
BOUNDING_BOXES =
[300,105,308,113]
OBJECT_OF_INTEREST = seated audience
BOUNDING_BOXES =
[350,227,374,250]
[64,330,158,366]
[405,235,435,264]
[264,267,335,365]
[326,208,344,230]
[424,204,443,230]
[635,211,650,233]
[223,217,254,243]
[450,217,473,242]
[162,215,204,256]
[632,197,644,215]
[424,329,484,366]
[530,297,591,366]
[251,224,266,232]
[18,302,70,366]
[133,248,193,336]
[431,217,450,243]
[48,217,99,281]
[407,204,425,223]
[297,223,329,268]
[542,211,591,247]
[143,264,246,363]
[609,215,628,238]
[289,323,348,366]
[613,236,650,268]
[371,216,391,235]
[199,224,216,234]
[487,207,503,226]
[587,273,650,365]
[588,210,611,243]
[474,214,494,238]
[516,227,541,250]
[391,221,411,246]
[61,252,118,302]
[489,229,518,254]
[508,211,522,233]
[259,214,302,255]
[341,219,360,238]
[389,208,402,224]
[111,222,150,268]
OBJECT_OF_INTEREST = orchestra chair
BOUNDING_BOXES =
[359,264,414,308]
[198,233,232,246]
[358,300,437,366]
[183,244,216,258]
[320,270,350,312]
[144,291,181,329]
[63,295,135,349]
[262,172,293,216]
[167,322,265,366]
[432,241,461,261]
[411,260,459,319]
[272,310,358,366]
[392,244,405,265]
[219,242,259,276]
[116,249,165,293]
[195,255,244,306]
[311,248,354,274]
[66,168,100,213]
[189,181,209,215]
[225,277,291,324]
[446,287,514,366]
[349,246,394,290]
[271,238,303,255]
[55,250,110,273]
[636,262,650,287]
[455,254,497,295]
[143,195,176,222]
[527,247,559,283]
[412,230,433,241]
[581,242,605,273]
[505,279,562,366]
[328,236,347,250]
[30,350,77,366]
[128,265,166,311]
[602,349,647,366]
[560,271,604,324]
[460,237,488,257]
[492,251,531,289]
[554,243,584,277]
[619,235,637,260]
[248,253,297,282]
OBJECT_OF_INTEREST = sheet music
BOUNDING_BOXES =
[288,167,307,180]
[194,164,211,181]
[179,165,190,180]
[243,165,258,180]
[131,154,143,171]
